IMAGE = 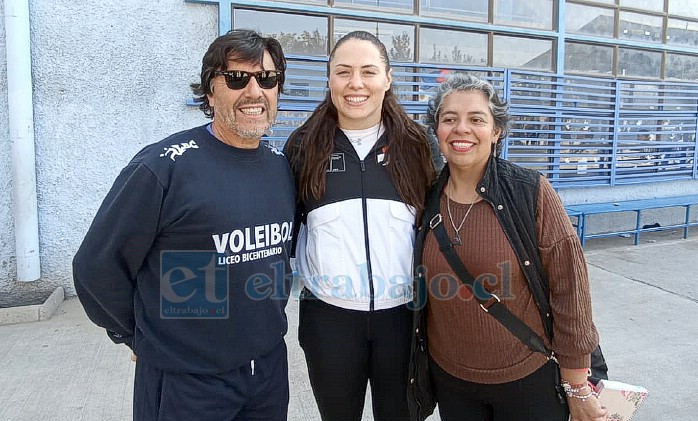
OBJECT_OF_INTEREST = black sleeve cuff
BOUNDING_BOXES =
[107,330,134,350]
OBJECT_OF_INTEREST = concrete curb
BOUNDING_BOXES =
[0,287,65,326]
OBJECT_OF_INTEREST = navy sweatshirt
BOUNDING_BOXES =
[73,125,295,373]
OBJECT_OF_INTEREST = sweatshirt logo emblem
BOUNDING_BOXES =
[265,143,284,156]
[212,221,293,266]
[328,153,346,173]
[159,140,199,161]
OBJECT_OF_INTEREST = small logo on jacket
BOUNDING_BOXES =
[327,153,345,172]
[159,140,199,161]
[160,251,229,319]
[376,146,389,166]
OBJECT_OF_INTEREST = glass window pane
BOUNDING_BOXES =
[565,42,614,75]
[669,0,698,19]
[566,0,615,4]
[334,0,413,13]
[334,20,415,62]
[619,11,663,43]
[666,54,698,81]
[282,59,328,101]
[420,0,488,23]
[618,48,661,78]
[667,19,698,47]
[277,0,326,4]
[494,0,553,30]
[493,35,552,71]
[419,28,488,65]
[233,10,328,56]
[620,0,664,12]
[565,3,615,38]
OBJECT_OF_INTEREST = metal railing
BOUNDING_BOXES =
[268,54,698,188]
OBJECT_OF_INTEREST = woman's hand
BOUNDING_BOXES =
[567,393,607,421]
[560,368,607,421]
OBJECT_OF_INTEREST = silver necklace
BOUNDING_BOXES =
[346,124,381,146]
[446,182,475,246]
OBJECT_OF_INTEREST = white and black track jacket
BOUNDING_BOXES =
[290,129,416,311]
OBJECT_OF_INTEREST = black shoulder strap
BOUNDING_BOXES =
[423,176,553,359]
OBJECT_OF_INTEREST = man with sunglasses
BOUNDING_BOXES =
[73,29,295,420]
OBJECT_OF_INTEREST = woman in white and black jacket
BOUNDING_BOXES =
[283,31,435,421]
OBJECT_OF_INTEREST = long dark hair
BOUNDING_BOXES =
[285,31,434,211]
[190,29,286,118]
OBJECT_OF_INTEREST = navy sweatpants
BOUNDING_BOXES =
[133,340,289,421]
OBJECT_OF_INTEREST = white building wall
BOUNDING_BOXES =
[1,0,217,301]
[0,0,16,296]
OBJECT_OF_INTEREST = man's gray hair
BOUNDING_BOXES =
[424,73,510,156]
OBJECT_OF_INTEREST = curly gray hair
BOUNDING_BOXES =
[424,73,510,156]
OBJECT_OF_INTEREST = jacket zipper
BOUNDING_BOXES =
[359,159,375,311]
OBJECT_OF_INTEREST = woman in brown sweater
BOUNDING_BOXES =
[414,74,607,421]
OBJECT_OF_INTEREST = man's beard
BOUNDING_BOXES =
[230,120,272,139]
[222,99,276,139]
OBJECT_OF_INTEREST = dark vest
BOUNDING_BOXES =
[413,157,551,334]
[408,156,551,420]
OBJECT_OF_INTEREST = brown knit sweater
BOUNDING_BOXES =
[425,175,599,384]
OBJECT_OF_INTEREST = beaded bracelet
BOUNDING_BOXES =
[561,381,598,401]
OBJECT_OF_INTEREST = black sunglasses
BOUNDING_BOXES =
[214,70,281,90]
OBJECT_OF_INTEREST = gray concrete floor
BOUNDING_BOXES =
[2,236,697,420]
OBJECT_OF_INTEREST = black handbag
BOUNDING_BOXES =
[407,297,435,421]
